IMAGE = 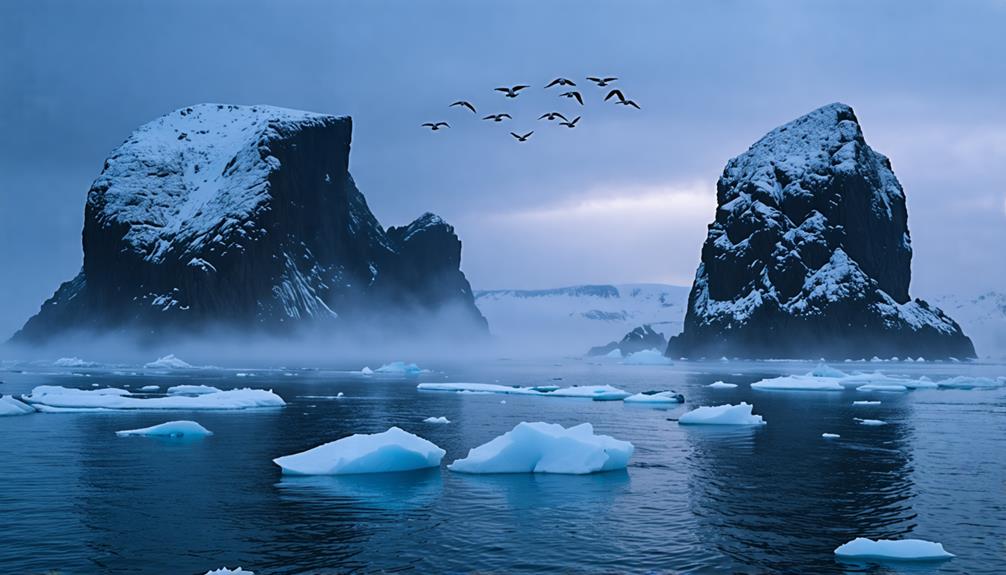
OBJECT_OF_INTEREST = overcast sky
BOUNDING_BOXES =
[1,0,1004,338]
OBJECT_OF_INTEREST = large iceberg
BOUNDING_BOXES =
[23,385,285,411]
[1,395,36,416]
[116,420,213,437]
[448,422,633,474]
[54,356,97,367]
[144,354,194,369]
[620,349,673,365]
[273,427,445,475]
[417,382,630,401]
[834,537,954,561]
[679,403,766,425]
[375,361,427,375]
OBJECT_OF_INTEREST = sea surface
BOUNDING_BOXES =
[0,358,1003,574]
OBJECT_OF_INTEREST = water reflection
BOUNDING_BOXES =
[275,468,444,511]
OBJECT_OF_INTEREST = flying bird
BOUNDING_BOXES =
[559,91,584,105]
[450,101,476,114]
[587,76,618,87]
[510,131,533,142]
[482,113,512,122]
[545,77,576,88]
[538,111,568,121]
[495,85,529,98]
[421,122,450,131]
[605,89,641,109]
[559,116,580,128]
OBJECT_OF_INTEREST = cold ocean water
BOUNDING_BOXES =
[0,358,1003,574]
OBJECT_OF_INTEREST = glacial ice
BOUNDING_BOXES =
[751,375,844,391]
[54,357,97,367]
[834,537,954,561]
[375,362,427,375]
[853,400,882,405]
[856,384,908,392]
[205,569,255,575]
[624,391,684,403]
[144,354,194,369]
[447,422,633,474]
[855,418,887,426]
[1,395,36,416]
[139,385,160,392]
[360,366,374,375]
[167,385,222,396]
[620,349,672,365]
[822,433,841,439]
[678,402,766,425]
[423,416,450,424]
[273,427,445,475]
[116,420,213,437]
[936,376,1006,389]
[707,381,738,389]
[416,382,630,401]
[23,386,285,411]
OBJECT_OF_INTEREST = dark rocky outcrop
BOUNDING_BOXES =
[588,324,667,356]
[13,104,486,342]
[667,103,975,359]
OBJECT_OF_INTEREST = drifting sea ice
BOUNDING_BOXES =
[375,362,427,375]
[54,357,97,367]
[707,381,738,389]
[167,384,222,396]
[856,384,908,392]
[360,366,374,375]
[205,569,255,575]
[116,420,213,437]
[855,418,887,426]
[423,416,450,424]
[139,385,160,392]
[273,427,445,475]
[416,382,630,401]
[822,433,841,439]
[23,386,285,411]
[144,354,194,369]
[447,422,633,474]
[834,537,954,560]
[1,395,36,416]
[620,349,673,365]
[678,402,766,425]
[623,391,684,403]
[853,400,881,405]
[751,375,844,391]
[935,375,1006,389]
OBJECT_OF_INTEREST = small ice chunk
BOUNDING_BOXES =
[624,391,684,403]
[116,420,213,437]
[853,400,881,405]
[679,402,766,425]
[621,349,672,365]
[144,354,194,369]
[810,363,847,378]
[822,433,840,439]
[273,427,445,475]
[856,384,908,392]
[360,366,374,375]
[751,375,843,391]
[448,422,633,474]
[205,569,254,575]
[167,385,221,396]
[855,418,887,426]
[834,537,954,561]
[139,385,160,392]
[375,361,426,375]
[423,416,450,424]
[1,395,36,416]
[54,357,97,367]
[707,381,737,389]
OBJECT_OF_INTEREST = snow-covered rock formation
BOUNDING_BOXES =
[13,104,485,341]
[667,103,975,359]
[588,324,667,357]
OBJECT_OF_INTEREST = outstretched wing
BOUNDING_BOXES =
[495,87,511,93]
[512,85,530,92]
[510,132,521,139]
[538,113,550,120]
[522,131,534,139]
[570,116,580,125]
[603,77,618,83]
[572,92,583,105]
[500,113,512,119]
[626,100,640,109]
[545,78,561,88]
[436,122,450,128]
[421,123,435,127]
[555,112,568,121]
[482,114,495,120]
[605,89,625,102]
[586,76,601,83]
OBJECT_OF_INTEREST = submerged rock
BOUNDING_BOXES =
[668,103,975,359]
[13,104,486,342]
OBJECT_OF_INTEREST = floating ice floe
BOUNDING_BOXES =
[621,349,672,365]
[822,433,840,439]
[139,385,160,392]
[417,382,630,401]
[707,381,738,389]
[856,384,908,392]
[23,385,285,411]
[679,402,766,425]
[448,422,633,474]
[360,366,374,375]
[375,361,427,375]
[624,391,684,403]
[116,420,213,437]
[144,354,194,369]
[273,427,445,475]
[167,384,222,396]
[810,363,847,378]
[834,537,954,561]
[1,395,36,416]
[423,416,450,424]
[855,418,886,426]
[205,569,254,575]
[54,357,97,368]
[853,400,881,406]
[935,375,1006,389]
[751,375,844,391]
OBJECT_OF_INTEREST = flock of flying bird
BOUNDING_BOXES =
[421,76,640,142]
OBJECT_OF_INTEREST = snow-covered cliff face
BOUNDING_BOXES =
[14,104,486,341]
[668,103,975,359]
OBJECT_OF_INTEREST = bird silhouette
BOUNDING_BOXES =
[538,112,568,121]
[421,122,450,131]
[510,131,533,142]
[495,85,529,98]
[559,91,584,105]
[587,76,618,87]
[604,89,641,109]
[545,77,576,88]
[559,116,580,128]
[482,113,512,122]
[450,101,477,113]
